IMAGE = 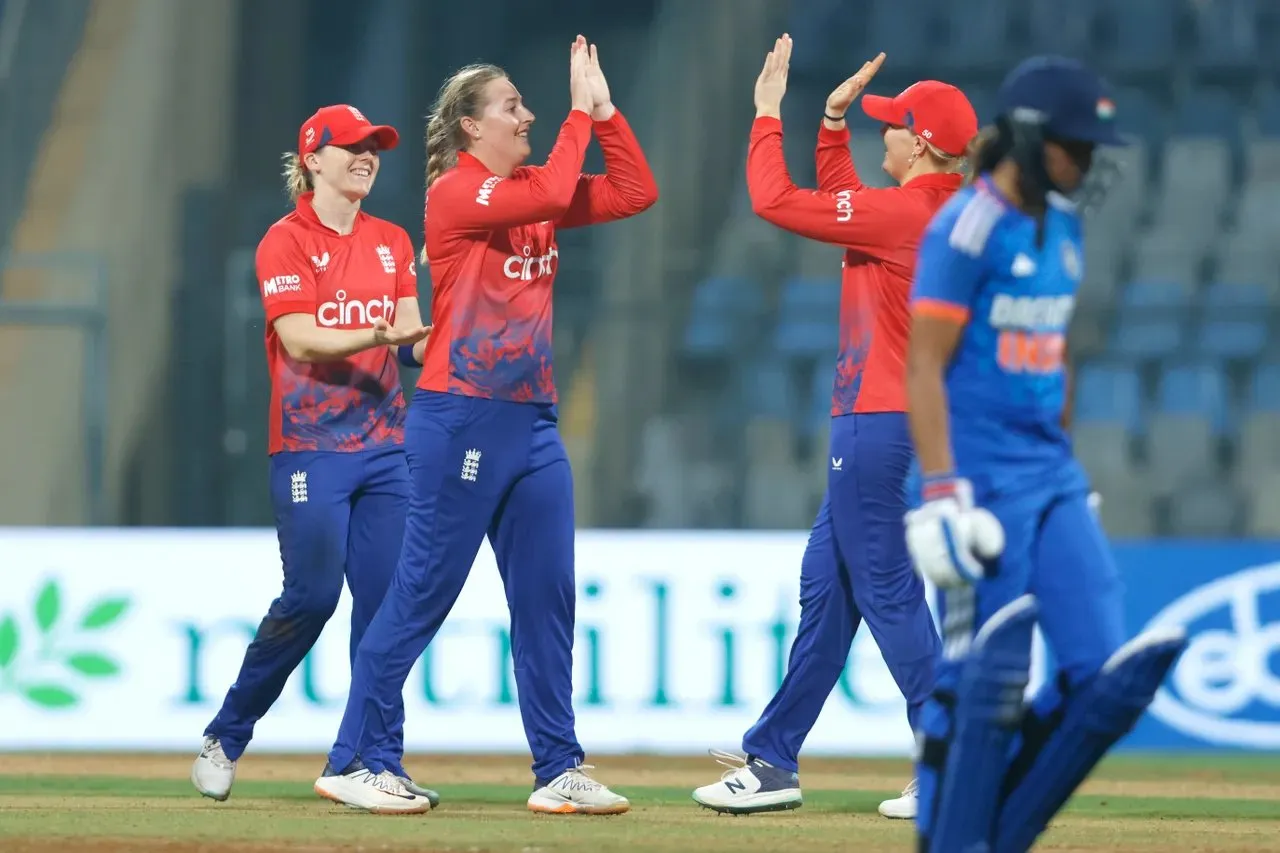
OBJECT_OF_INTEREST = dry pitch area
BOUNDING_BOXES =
[1,752,1278,852]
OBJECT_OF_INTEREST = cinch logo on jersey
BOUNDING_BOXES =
[988,294,1074,375]
[317,289,396,327]
[262,275,303,296]
[475,175,502,207]
[503,245,559,281]
[835,189,853,223]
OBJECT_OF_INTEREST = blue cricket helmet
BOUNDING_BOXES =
[996,56,1127,147]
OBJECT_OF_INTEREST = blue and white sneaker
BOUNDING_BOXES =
[692,749,802,815]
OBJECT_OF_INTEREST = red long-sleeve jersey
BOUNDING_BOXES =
[420,109,658,403]
[747,116,963,416]
[256,194,418,454]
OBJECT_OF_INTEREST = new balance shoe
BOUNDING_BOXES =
[314,760,432,815]
[878,777,919,819]
[692,750,802,815]
[191,736,235,801]
[527,764,630,815]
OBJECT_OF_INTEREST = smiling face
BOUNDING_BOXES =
[880,124,923,184]
[305,137,381,201]
[462,76,535,169]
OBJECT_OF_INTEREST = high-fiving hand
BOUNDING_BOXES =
[569,35,594,114]
[825,52,886,122]
[570,35,614,120]
[754,34,792,120]
[583,37,615,120]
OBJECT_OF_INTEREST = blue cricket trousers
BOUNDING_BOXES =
[913,467,1128,839]
[205,446,410,769]
[743,412,941,772]
[327,390,584,782]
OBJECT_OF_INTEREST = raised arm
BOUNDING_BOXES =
[815,122,864,194]
[558,110,659,229]
[747,117,911,257]
[438,111,593,232]
[815,54,885,192]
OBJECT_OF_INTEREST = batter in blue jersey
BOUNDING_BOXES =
[900,57,1188,853]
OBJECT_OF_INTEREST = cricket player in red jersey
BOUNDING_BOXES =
[693,37,977,820]
[192,105,438,807]
[316,36,657,815]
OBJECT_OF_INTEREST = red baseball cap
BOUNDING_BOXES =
[861,81,978,157]
[298,104,400,157]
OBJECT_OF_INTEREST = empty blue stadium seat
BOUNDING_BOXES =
[1113,88,1166,150]
[1027,0,1099,57]
[965,88,998,127]
[1196,318,1268,360]
[807,365,835,437]
[1109,316,1185,361]
[774,277,841,359]
[744,357,798,421]
[1175,88,1242,142]
[1156,363,1230,433]
[1202,280,1271,311]
[1258,91,1280,139]
[1101,0,1178,76]
[1074,362,1144,433]
[683,276,763,358]
[1120,279,1195,309]
[938,2,1015,72]
[867,0,938,68]
[1249,363,1280,412]
[1192,0,1261,75]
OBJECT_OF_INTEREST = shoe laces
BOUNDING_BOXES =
[201,737,233,769]
[709,748,750,782]
[367,770,412,796]
[901,777,919,798]
[555,764,604,792]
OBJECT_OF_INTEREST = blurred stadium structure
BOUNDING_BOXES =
[2,0,1278,537]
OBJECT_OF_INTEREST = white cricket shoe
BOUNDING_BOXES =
[878,777,919,819]
[314,764,432,815]
[692,749,802,815]
[191,736,236,801]
[527,764,630,815]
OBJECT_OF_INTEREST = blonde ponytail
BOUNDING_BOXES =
[281,152,312,202]
[423,63,506,190]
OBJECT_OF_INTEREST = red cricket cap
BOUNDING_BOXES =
[297,104,400,156]
[861,81,978,157]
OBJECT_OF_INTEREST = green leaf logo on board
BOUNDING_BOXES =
[0,578,130,709]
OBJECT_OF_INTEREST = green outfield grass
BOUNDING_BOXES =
[0,754,1277,852]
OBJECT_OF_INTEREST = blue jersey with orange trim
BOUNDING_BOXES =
[910,176,1086,486]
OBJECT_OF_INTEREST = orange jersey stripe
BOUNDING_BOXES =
[912,298,971,324]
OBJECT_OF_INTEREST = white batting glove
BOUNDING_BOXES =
[1087,491,1102,516]
[904,477,1006,589]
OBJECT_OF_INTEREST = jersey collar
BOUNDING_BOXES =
[294,191,366,236]
[902,172,964,191]
[456,151,492,172]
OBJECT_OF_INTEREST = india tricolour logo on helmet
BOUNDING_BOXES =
[0,578,130,709]
[1096,98,1116,120]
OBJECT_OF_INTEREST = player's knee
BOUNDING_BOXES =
[278,579,343,623]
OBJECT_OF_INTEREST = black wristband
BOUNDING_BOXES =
[824,112,845,123]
